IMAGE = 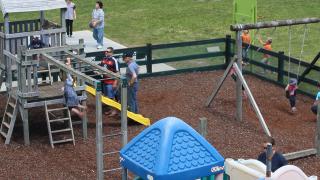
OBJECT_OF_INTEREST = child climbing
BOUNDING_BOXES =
[229,60,247,98]
[241,30,251,60]
[258,36,272,73]
[285,78,298,113]
[311,83,320,115]
[63,57,86,118]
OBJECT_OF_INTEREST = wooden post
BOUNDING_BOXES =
[277,51,285,84]
[81,79,88,139]
[40,11,45,26]
[60,8,67,45]
[316,104,320,156]
[236,31,243,121]
[266,143,272,177]
[121,76,128,180]
[4,13,11,92]
[146,43,152,74]
[198,117,207,138]
[96,91,104,180]
[225,35,232,67]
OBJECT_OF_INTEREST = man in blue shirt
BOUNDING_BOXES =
[123,52,139,113]
[257,138,288,172]
[311,83,320,115]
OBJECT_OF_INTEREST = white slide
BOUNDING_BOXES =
[224,158,317,180]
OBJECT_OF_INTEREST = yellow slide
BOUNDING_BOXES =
[85,86,151,126]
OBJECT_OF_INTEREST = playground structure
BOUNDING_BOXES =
[0,2,318,178]
[0,1,149,179]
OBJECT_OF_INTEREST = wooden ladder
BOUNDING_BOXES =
[38,63,53,85]
[45,101,75,148]
[0,94,18,144]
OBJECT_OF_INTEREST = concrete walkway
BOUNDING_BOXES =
[66,30,175,74]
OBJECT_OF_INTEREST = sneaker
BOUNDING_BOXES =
[291,107,297,112]
[97,45,103,49]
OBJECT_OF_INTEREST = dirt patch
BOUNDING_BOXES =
[0,71,318,179]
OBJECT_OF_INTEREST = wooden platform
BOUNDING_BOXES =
[12,81,87,109]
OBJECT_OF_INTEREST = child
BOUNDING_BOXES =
[241,30,251,60]
[285,78,298,113]
[311,83,320,115]
[229,60,247,98]
[258,36,272,73]
[63,58,86,118]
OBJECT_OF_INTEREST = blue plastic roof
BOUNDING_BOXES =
[120,117,225,180]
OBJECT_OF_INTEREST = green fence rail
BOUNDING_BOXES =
[85,35,320,98]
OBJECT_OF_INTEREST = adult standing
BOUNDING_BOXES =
[92,1,105,49]
[123,52,140,114]
[257,138,288,172]
[65,0,77,38]
[100,47,120,116]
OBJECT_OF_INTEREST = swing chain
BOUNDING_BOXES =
[297,24,309,80]
[287,26,292,80]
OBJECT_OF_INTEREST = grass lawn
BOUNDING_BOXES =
[7,0,320,62]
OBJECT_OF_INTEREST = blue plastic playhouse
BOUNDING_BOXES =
[120,117,225,180]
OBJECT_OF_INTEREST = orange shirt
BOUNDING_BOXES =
[263,43,272,58]
[241,34,251,45]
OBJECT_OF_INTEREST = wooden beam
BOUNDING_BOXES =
[41,53,100,86]
[231,18,320,31]
[64,51,121,80]
[233,63,272,137]
[205,59,235,107]
[24,44,84,56]
[5,28,65,39]
[284,148,317,160]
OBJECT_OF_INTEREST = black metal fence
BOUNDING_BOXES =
[86,35,320,97]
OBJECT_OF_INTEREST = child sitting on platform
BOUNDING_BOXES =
[63,58,86,118]
[311,83,320,115]
[285,78,298,113]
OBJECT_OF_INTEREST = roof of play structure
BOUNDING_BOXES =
[120,117,225,180]
[0,0,66,16]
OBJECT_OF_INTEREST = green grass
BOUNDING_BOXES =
[6,0,320,62]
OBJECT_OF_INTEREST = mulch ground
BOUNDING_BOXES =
[0,71,319,179]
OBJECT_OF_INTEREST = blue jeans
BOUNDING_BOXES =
[128,82,139,113]
[103,84,116,99]
[93,28,104,46]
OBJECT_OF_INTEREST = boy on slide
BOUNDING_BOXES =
[311,83,320,115]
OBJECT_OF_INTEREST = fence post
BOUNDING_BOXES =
[146,43,152,74]
[198,117,208,138]
[277,51,285,84]
[316,104,320,156]
[225,35,232,67]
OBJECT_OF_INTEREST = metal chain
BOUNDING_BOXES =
[297,24,308,80]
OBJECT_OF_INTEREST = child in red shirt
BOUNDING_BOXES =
[285,78,298,113]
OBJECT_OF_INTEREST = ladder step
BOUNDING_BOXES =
[8,102,15,108]
[49,118,70,123]
[52,138,74,144]
[38,70,49,73]
[6,112,13,119]
[0,131,7,138]
[103,168,122,173]
[51,128,72,133]
[48,107,69,112]
[2,122,10,129]
[103,151,119,156]
[102,133,122,138]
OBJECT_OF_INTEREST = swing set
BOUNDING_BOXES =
[206,17,320,160]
